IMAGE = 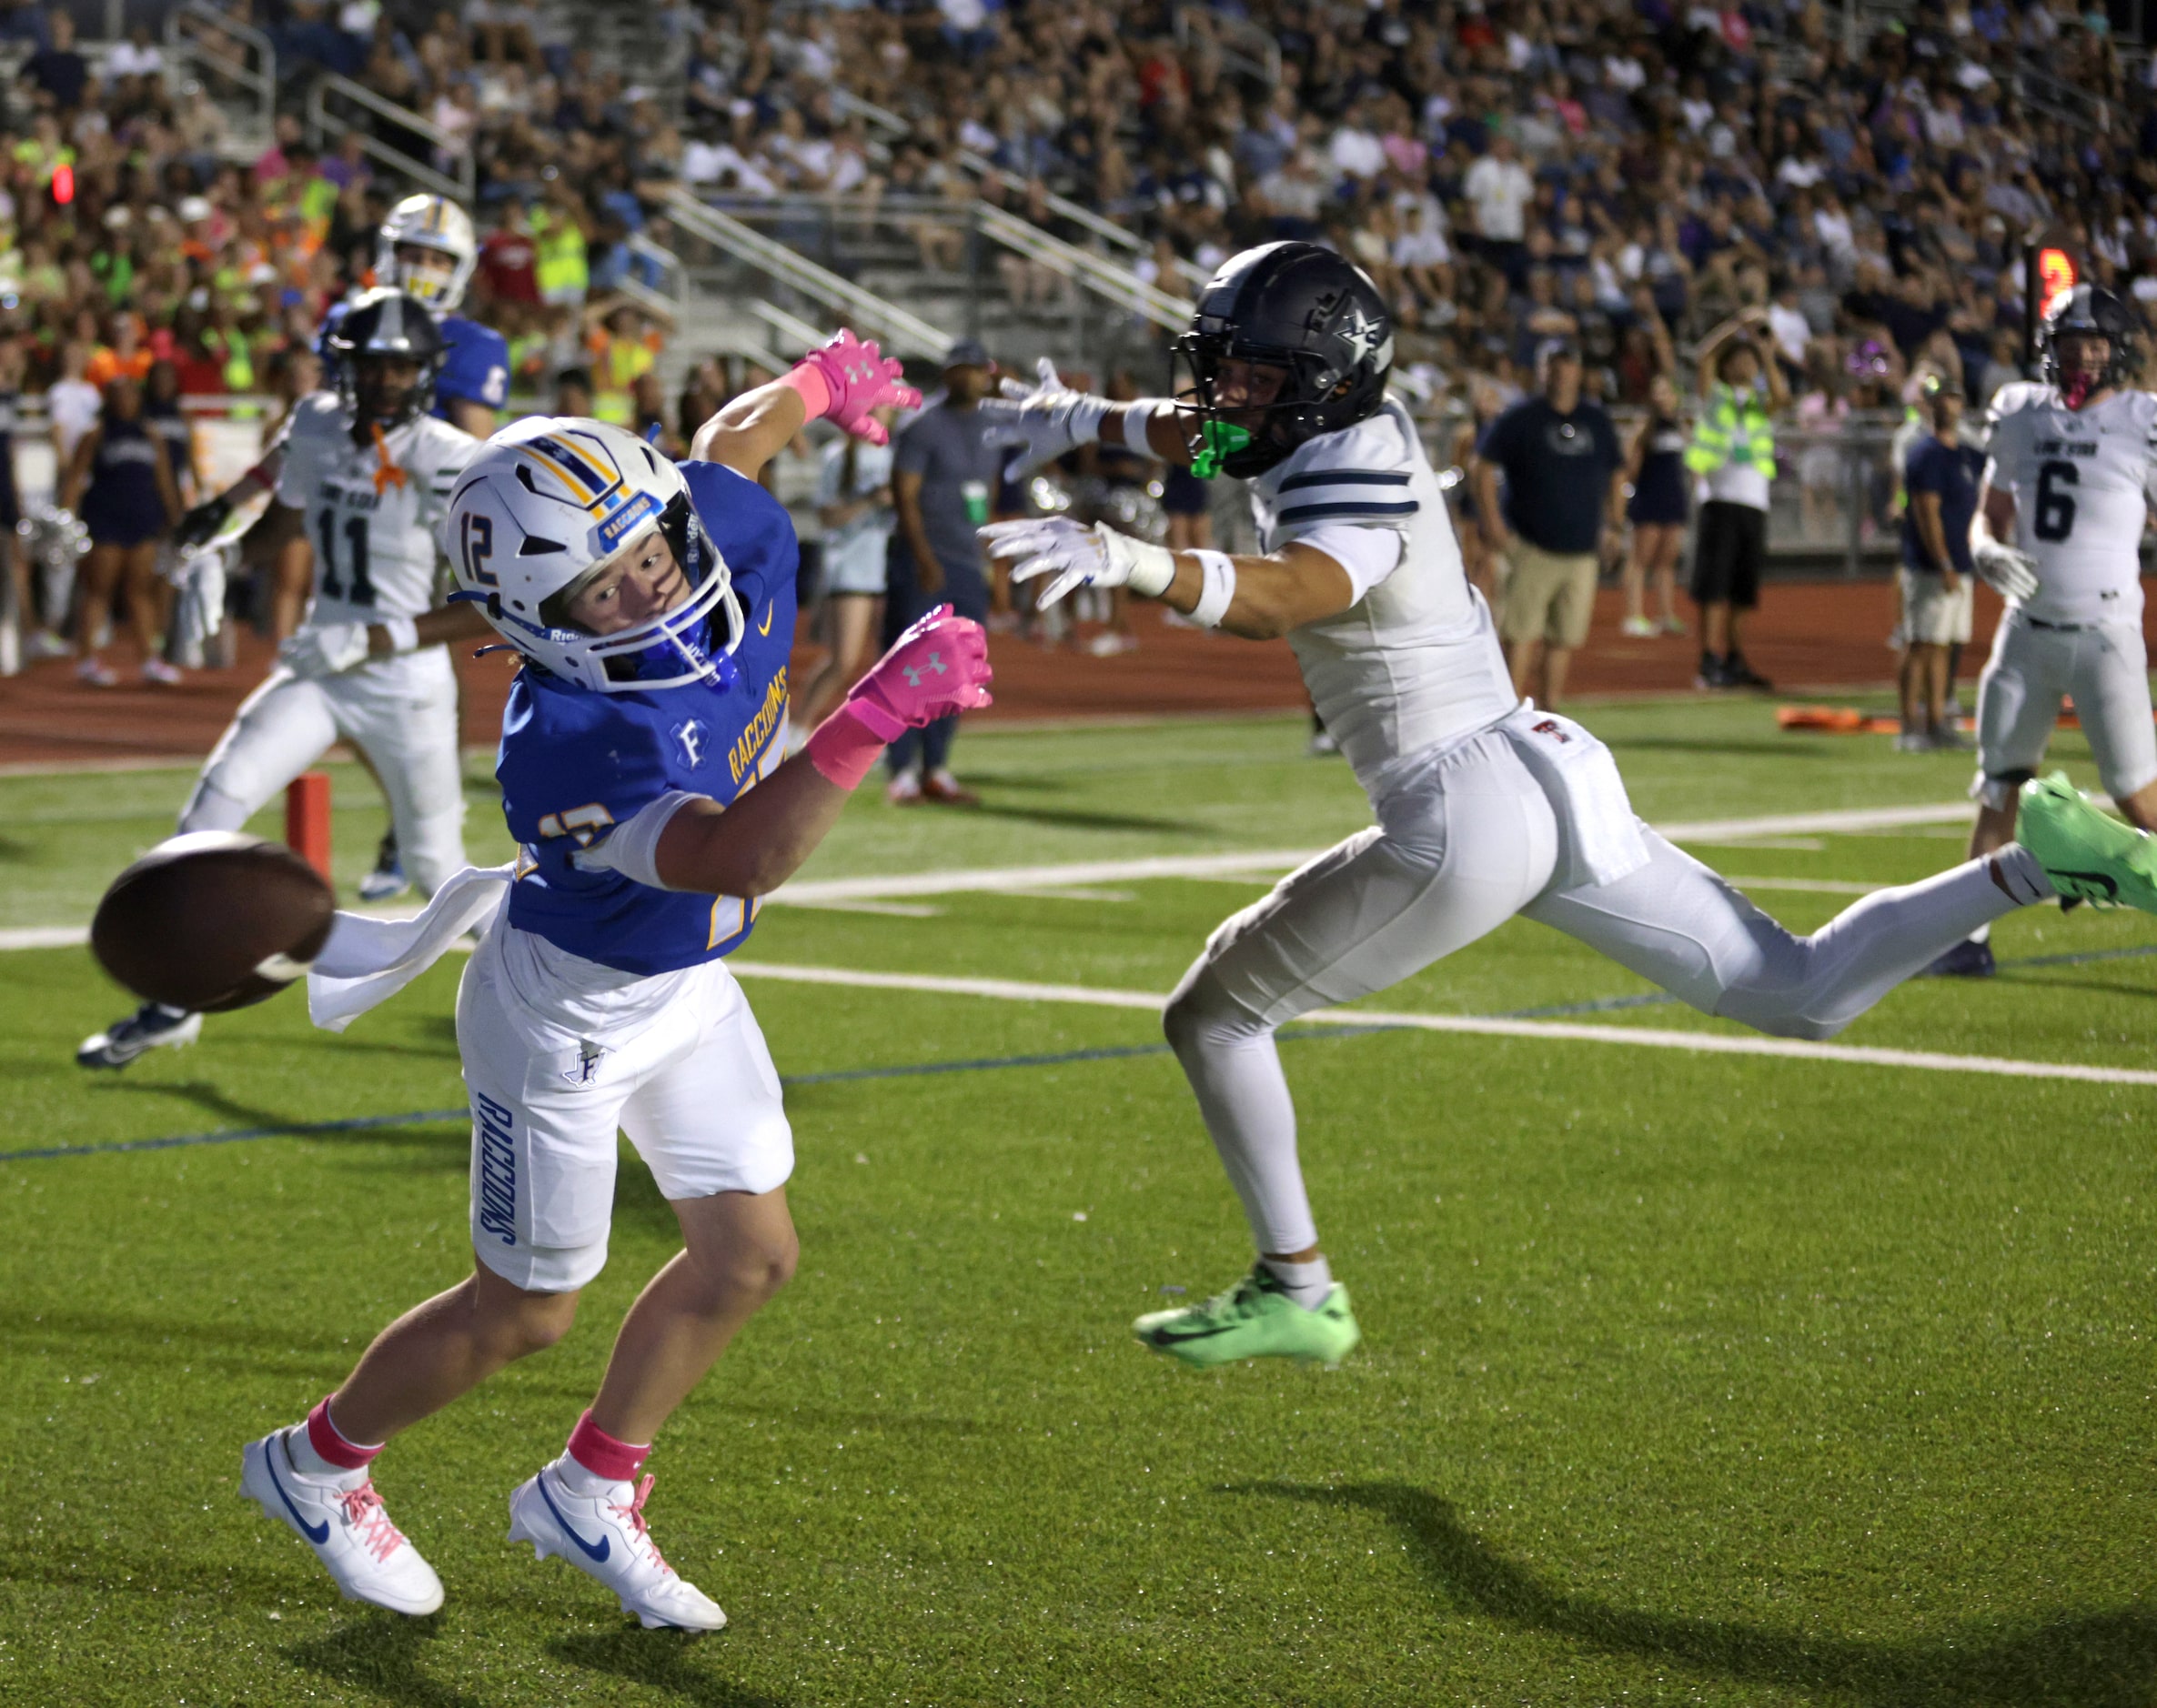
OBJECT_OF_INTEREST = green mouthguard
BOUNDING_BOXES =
[1190,419,1252,479]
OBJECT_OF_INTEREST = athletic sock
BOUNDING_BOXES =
[1988,845,2055,908]
[149,1002,191,1022]
[561,1409,650,1493]
[1260,1254,1335,1311]
[291,1394,378,1487]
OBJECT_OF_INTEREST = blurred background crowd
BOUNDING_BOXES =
[0,0,2153,708]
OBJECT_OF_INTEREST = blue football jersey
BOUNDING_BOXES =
[496,460,799,977]
[317,302,509,420]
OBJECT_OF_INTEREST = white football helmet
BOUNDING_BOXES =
[377,194,477,314]
[443,417,743,694]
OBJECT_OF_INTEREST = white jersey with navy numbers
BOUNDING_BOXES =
[1249,397,1518,796]
[1983,381,2157,627]
[275,391,480,628]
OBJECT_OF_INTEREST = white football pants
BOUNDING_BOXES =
[1972,611,2157,807]
[180,647,467,897]
[1164,728,2031,1257]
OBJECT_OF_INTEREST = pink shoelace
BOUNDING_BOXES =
[341,1482,406,1563]
[611,1473,675,1575]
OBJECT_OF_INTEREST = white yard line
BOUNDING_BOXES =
[0,800,1986,951]
[729,960,2157,1088]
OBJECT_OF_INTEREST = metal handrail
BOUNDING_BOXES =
[165,0,276,127]
[1173,3,1282,85]
[751,300,832,354]
[954,151,1211,292]
[973,202,1192,329]
[824,85,1208,294]
[305,73,475,201]
[664,189,956,360]
[828,87,909,141]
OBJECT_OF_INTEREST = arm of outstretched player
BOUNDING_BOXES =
[689,374,809,478]
[985,513,1364,641]
[1153,540,1359,638]
[691,329,918,477]
[579,608,992,897]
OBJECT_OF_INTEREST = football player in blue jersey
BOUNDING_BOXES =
[239,333,996,1632]
[175,193,511,898]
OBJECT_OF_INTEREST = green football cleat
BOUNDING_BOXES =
[1133,1264,1362,1369]
[2016,772,2157,913]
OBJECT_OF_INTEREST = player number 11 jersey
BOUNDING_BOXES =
[275,391,480,629]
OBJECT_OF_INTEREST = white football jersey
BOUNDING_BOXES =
[276,391,480,628]
[1249,397,1518,795]
[1983,381,2157,626]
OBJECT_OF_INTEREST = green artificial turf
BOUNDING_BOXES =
[2,702,2154,1705]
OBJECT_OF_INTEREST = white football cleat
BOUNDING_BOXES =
[240,1428,444,1615]
[507,1462,726,1631]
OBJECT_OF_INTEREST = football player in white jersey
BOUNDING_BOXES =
[981,243,2157,1367]
[1929,285,2157,977]
[76,290,486,1070]
[172,195,509,903]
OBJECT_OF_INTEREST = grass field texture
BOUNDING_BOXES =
[1,698,2152,1706]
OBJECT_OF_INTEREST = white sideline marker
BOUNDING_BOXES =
[726,960,2157,1089]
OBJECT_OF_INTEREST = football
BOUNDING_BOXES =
[90,832,337,1013]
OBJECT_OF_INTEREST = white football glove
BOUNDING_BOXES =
[278,621,372,679]
[980,516,1176,609]
[974,358,1111,479]
[1971,538,2041,604]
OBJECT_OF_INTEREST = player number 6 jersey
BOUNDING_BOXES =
[274,391,480,628]
[1984,381,2157,627]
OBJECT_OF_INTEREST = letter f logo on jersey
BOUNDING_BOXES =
[672,718,711,769]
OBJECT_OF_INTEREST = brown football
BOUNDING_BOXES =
[90,832,337,1013]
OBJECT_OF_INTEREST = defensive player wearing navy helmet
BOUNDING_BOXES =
[973,242,2138,1371]
[1174,240,1395,477]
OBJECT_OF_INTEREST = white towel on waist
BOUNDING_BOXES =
[1500,703,1651,889]
[307,863,513,1032]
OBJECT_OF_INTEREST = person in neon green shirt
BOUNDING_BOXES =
[1685,308,1789,689]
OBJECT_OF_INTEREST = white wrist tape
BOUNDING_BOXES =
[379,616,418,655]
[1118,531,1178,598]
[1189,549,1237,628]
[1117,399,1171,453]
[599,789,701,890]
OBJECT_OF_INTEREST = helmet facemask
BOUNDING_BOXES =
[523,495,741,692]
[386,242,465,313]
[346,352,429,429]
[2053,333,2111,410]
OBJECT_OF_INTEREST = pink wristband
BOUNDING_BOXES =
[805,703,891,790]
[779,362,832,421]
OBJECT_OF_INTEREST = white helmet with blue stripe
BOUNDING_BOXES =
[442,417,743,694]
[377,193,478,314]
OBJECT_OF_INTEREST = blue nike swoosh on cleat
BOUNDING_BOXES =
[536,1475,610,1562]
[264,1448,331,1544]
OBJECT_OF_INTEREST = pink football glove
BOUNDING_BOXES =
[780,329,921,446]
[805,605,994,789]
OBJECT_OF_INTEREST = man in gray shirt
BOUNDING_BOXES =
[886,338,1005,805]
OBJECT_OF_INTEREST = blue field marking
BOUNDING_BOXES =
[0,1026,1407,1166]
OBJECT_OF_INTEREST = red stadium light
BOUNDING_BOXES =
[2038,246,2079,310]
[50,162,72,206]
